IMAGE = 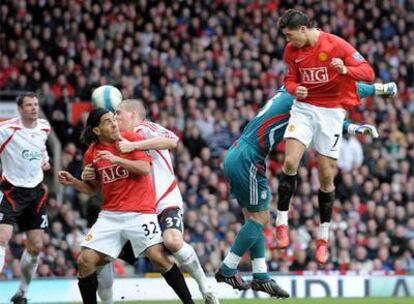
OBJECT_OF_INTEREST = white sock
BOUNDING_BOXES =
[97,264,114,304]
[17,249,39,296]
[276,210,288,226]
[174,242,210,294]
[252,258,268,275]
[0,245,5,272]
[318,222,331,240]
[222,251,242,269]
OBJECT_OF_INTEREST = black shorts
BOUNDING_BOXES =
[158,207,184,233]
[0,181,49,231]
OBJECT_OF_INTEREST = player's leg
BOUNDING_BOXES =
[145,244,194,304]
[11,184,48,303]
[12,229,44,300]
[78,248,107,304]
[159,207,219,304]
[96,241,136,304]
[277,102,313,248]
[128,213,194,304]
[0,224,13,272]
[79,212,125,304]
[276,138,305,247]
[0,182,19,273]
[315,154,337,264]
[215,216,260,290]
[96,263,114,304]
[244,210,289,298]
[313,107,346,264]
[216,152,267,290]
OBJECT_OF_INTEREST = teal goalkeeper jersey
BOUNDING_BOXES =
[240,87,292,154]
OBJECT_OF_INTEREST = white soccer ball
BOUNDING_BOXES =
[91,85,122,112]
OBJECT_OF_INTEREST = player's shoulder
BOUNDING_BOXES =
[0,117,21,130]
[323,31,346,45]
[37,118,51,133]
[38,118,51,128]
[139,120,163,131]
[84,143,95,156]
[121,131,144,141]
[83,143,97,160]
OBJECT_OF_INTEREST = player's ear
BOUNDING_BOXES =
[92,126,101,136]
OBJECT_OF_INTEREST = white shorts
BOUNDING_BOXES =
[283,101,346,159]
[81,211,163,259]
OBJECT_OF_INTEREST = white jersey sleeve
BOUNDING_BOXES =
[0,118,19,144]
[135,121,183,214]
[137,121,179,141]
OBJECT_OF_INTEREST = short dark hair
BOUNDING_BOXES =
[278,9,314,30]
[16,92,38,107]
[81,108,110,145]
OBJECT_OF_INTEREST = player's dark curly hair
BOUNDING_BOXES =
[278,9,315,30]
[81,108,110,145]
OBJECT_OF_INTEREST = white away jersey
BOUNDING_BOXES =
[135,121,183,214]
[0,117,50,187]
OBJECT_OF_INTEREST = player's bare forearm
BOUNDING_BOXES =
[135,137,178,150]
[58,171,98,195]
[119,137,178,153]
[73,179,99,196]
[114,158,151,176]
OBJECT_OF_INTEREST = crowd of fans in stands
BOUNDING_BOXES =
[1,0,413,278]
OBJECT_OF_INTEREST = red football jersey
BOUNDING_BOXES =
[284,31,375,108]
[83,131,155,213]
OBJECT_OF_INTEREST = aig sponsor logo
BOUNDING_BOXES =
[99,165,129,184]
[299,67,329,84]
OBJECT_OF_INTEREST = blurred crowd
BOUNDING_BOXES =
[0,0,413,279]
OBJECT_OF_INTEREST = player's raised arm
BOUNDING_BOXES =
[118,136,178,153]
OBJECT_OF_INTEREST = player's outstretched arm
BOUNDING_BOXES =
[58,171,99,195]
[343,120,379,138]
[356,82,398,99]
[118,137,178,153]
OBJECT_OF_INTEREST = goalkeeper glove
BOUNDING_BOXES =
[374,82,397,97]
[348,124,379,138]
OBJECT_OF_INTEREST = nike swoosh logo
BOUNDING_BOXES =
[295,58,305,63]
